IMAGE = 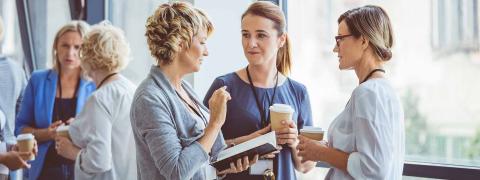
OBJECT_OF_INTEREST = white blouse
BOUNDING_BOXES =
[326,79,405,180]
[69,76,137,180]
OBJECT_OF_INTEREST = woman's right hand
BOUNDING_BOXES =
[208,86,231,127]
[0,151,31,170]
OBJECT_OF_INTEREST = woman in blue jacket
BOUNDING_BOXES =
[15,21,95,180]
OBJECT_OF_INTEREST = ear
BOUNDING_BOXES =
[361,36,370,51]
[278,33,287,48]
[179,41,186,50]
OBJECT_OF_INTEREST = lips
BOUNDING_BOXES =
[64,58,75,63]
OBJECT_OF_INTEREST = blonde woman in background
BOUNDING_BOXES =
[15,21,95,180]
[55,22,137,180]
[130,2,256,180]
[297,5,405,180]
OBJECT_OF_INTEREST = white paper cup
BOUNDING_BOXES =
[56,125,70,139]
[300,126,324,141]
[269,104,294,131]
[16,133,35,161]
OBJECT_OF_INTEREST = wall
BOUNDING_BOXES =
[192,0,253,98]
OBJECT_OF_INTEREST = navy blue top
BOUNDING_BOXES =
[203,72,313,180]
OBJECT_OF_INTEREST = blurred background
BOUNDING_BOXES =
[1,0,479,179]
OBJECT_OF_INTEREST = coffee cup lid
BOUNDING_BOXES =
[269,104,294,113]
[300,127,323,133]
[17,133,34,141]
[56,125,70,132]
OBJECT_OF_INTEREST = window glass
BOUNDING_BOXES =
[1,0,25,66]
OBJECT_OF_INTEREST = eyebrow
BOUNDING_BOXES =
[241,30,270,34]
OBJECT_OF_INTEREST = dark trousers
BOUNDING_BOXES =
[37,163,74,180]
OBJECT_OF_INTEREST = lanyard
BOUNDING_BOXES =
[55,70,80,123]
[246,66,279,128]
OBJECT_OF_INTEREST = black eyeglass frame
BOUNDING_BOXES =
[335,34,354,47]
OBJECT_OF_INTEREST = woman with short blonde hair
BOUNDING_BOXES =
[55,22,137,180]
[131,2,256,180]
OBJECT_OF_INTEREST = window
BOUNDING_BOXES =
[19,0,72,70]
[432,0,479,55]
[1,0,25,66]
[287,0,480,179]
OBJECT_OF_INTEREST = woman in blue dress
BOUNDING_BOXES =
[204,2,316,180]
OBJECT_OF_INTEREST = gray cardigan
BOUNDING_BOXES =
[130,66,226,180]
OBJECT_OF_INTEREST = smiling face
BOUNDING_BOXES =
[241,14,285,67]
[56,31,83,72]
[333,20,365,70]
[177,28,209,73]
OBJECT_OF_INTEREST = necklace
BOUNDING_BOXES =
[97,73,118,88]
[361,69,385,84]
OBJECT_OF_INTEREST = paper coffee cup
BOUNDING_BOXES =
[269,104,294,131]
[56,125,70,139]
[300,126,324,141]
[16,133,35,161]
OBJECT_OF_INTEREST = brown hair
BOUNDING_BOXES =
[145,2,214,65]
[242,1,291,75]
[338,5,394,61]
[52,20,90,71]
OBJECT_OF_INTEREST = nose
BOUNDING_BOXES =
[203,48,209,56]
[333,44,339,53]
[68,47,78,57]
[248,38,258,49]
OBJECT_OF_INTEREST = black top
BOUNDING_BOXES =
[45,97,77,166]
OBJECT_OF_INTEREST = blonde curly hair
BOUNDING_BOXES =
[80,22,130,73]
[145,2,213,65]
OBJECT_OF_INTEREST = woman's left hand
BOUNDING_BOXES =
[297,136,327,163]
[55,136,80,160]
[276,120,299,149]
[217,154,259,175]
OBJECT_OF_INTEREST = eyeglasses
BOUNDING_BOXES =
[335,34,353,47]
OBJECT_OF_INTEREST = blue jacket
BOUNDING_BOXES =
[15,69,95,180]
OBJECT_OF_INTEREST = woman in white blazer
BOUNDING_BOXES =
[55,22,137,180]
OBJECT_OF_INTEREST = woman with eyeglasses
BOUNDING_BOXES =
[297,5,405,180]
